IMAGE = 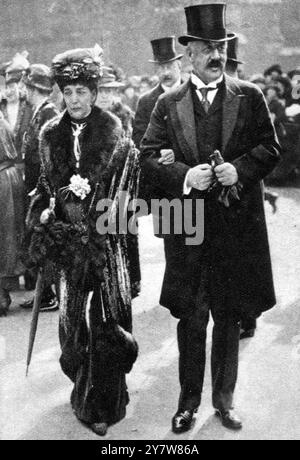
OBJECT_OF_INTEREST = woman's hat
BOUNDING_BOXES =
[227,36,244,65]
[149,36,183,64]
[52,44,103,88]
[5,51,30,84]
[98,67,125,89]
[179,3,235,46]
[23,64,54,93]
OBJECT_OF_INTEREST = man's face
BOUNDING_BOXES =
[5,82,19,103]
[63,84,96,119]
[188,40,227,84]
[156,60,181,88]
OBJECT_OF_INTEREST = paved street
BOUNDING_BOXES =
[1,187,300,440]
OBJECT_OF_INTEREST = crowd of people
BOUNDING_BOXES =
[0,1,299,439]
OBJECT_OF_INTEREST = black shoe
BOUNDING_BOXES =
[40,297,59,312]
[172,409,197,434]
[20,299,34,309]
[240,328,255,340]
[20,297,59,312]
[0,288,11,317]
[264,191,278,214]
[216,409,242,430]
[91,423,108,437]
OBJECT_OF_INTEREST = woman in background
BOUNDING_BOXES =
[0,116,24,315]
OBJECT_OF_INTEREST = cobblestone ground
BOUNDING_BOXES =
[0,187,300,440]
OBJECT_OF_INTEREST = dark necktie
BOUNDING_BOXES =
[199,87,214,114]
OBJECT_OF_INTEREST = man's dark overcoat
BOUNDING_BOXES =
[133,84,164,148]
[141,75,281,320]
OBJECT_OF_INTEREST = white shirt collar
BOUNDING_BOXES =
[161,78,182,93]
[191,73,224,90]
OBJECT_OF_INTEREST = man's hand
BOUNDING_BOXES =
[215,163,238,186]
[158,149,175,165]
[186,164,214,191]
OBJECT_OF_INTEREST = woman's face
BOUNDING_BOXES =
[96,87,117,110]
[63,84,96,119]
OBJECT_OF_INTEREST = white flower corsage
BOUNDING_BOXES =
[61,175,91,201]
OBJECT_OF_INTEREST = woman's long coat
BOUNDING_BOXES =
[27,106,140,425]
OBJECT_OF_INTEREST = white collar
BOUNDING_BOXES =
[161,78,182,93]
[191,73,224,90]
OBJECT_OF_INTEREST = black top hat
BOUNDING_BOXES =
[149,36,183,64]
[179,3,235,46]
[227,36,244,64]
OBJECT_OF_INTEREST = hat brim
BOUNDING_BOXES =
[148,54,184,64]
[178,32,236,46]
[98,82,125,89]
[24,81,52,93]
[227,58,245,65]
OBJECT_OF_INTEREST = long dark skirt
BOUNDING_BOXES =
[0,166,24,289]
[58,272,130,426]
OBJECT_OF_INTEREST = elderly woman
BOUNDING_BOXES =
[27,45,140,436]
[0,117,24,315]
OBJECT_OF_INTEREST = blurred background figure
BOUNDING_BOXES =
[96,66,134,136]
[0,51,32,175]
[0,117,24,316]
[133,36,183,149]
[20,64,59,310]
[225,35,244,78]
[123,82,139,112]
[139,75,152,96]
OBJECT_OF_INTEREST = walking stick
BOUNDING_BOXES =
[26,268,44,377]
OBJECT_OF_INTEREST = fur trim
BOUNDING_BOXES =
[39,106,122,195]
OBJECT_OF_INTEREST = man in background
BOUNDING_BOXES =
[133,36,183,148]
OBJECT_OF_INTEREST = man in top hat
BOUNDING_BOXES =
[133,36,183,149]
[141,3,280,433]
[0,52,32,170]
[225,36,244,78]
[20,64,59,310]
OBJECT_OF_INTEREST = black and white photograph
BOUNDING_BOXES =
[0,0,299,443]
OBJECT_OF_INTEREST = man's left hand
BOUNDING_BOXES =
[214,163,238,186]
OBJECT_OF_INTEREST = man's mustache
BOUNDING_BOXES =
[207,60,223,69]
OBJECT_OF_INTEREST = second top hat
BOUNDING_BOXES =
[149,36,183,64]
[227,36,244,64]
[179,3,235,46]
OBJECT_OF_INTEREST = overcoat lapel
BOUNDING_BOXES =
[172,81,199,165]
[222,75,244,153]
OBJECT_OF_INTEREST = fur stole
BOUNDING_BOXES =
[39,105,123,197]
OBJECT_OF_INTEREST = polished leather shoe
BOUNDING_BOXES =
[240,328,255,340]
[216,409,242,430]
[172,409,196,434]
